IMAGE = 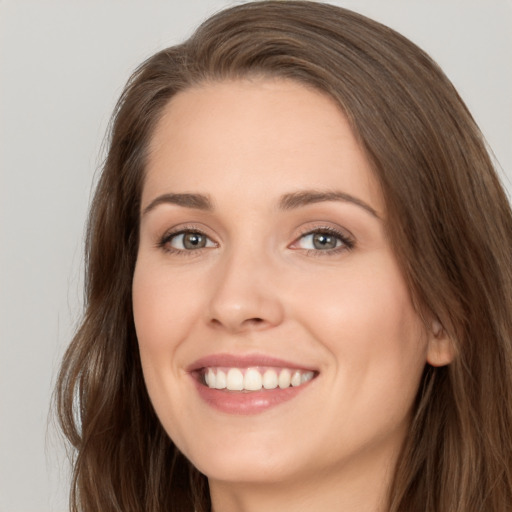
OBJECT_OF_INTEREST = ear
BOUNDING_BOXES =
[426,319,456,367]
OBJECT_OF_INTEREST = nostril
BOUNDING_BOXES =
[241,318,270,330]
[209,317,262,325]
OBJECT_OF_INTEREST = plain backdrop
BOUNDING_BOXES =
[1,1,511,511]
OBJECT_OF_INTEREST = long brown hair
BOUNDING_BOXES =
[55,2,512,510]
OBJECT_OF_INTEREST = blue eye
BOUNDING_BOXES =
[162,230,216,251]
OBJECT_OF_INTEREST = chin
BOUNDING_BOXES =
[178,427,308,484]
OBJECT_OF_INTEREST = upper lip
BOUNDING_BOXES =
[187,353,318,373]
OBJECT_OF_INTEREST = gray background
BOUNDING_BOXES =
[1,1,511,511]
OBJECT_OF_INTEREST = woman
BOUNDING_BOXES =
[55,1,512,511]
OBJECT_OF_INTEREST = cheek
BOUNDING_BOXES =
[131,256,208,432]
[132,258,203,355]
[131,257,204,447]
[297,256,415,325]
[289,253,428,390]
[286,255,428,453]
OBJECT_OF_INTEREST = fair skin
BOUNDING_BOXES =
[132,78,452,512]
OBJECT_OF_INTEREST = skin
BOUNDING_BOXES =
[132,79,452,512]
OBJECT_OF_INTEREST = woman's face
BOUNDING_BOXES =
[133,79,438,488]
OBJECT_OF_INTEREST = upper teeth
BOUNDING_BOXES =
[204,367,314,391]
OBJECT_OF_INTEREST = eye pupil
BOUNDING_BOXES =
[313,232,337,250]
[183,232,206,249]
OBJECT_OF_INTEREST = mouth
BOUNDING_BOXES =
[188,354,319,414]
[199,366,315,391]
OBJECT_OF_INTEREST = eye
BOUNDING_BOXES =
[160,230,216,252]
[292,228,354,252]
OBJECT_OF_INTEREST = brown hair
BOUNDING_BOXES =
[55,1,512,510]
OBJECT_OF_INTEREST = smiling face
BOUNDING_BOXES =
[132,79,437,499]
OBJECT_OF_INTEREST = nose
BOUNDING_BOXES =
[206,248,285,334]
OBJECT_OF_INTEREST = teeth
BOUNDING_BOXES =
[227,368,244,391]
[215,370,226,389]
[278,369,291,389]
[291,370,301,387]
[244,368,263,391]
[203,367,315,392]
[301,371,314,384]
[262,369,278,389]
[206,368,215,387]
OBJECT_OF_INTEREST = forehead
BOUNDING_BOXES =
[143,78,383,214]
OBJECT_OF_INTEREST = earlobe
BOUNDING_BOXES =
[426,320,456,367]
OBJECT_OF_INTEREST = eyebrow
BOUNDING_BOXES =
[142,189,379,218]
[142,193,213,216]
[278,190,379,218]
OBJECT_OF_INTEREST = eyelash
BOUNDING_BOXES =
[157,225,214,256]
[157,225,355,256]
[294,226,355,256]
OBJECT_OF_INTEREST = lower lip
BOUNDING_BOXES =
[192,377,315,415]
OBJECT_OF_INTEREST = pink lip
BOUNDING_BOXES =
[187,353,317,372]
[188,353,318,415]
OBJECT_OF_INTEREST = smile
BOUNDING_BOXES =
[189,354,319,414]
[203,367,315,391]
